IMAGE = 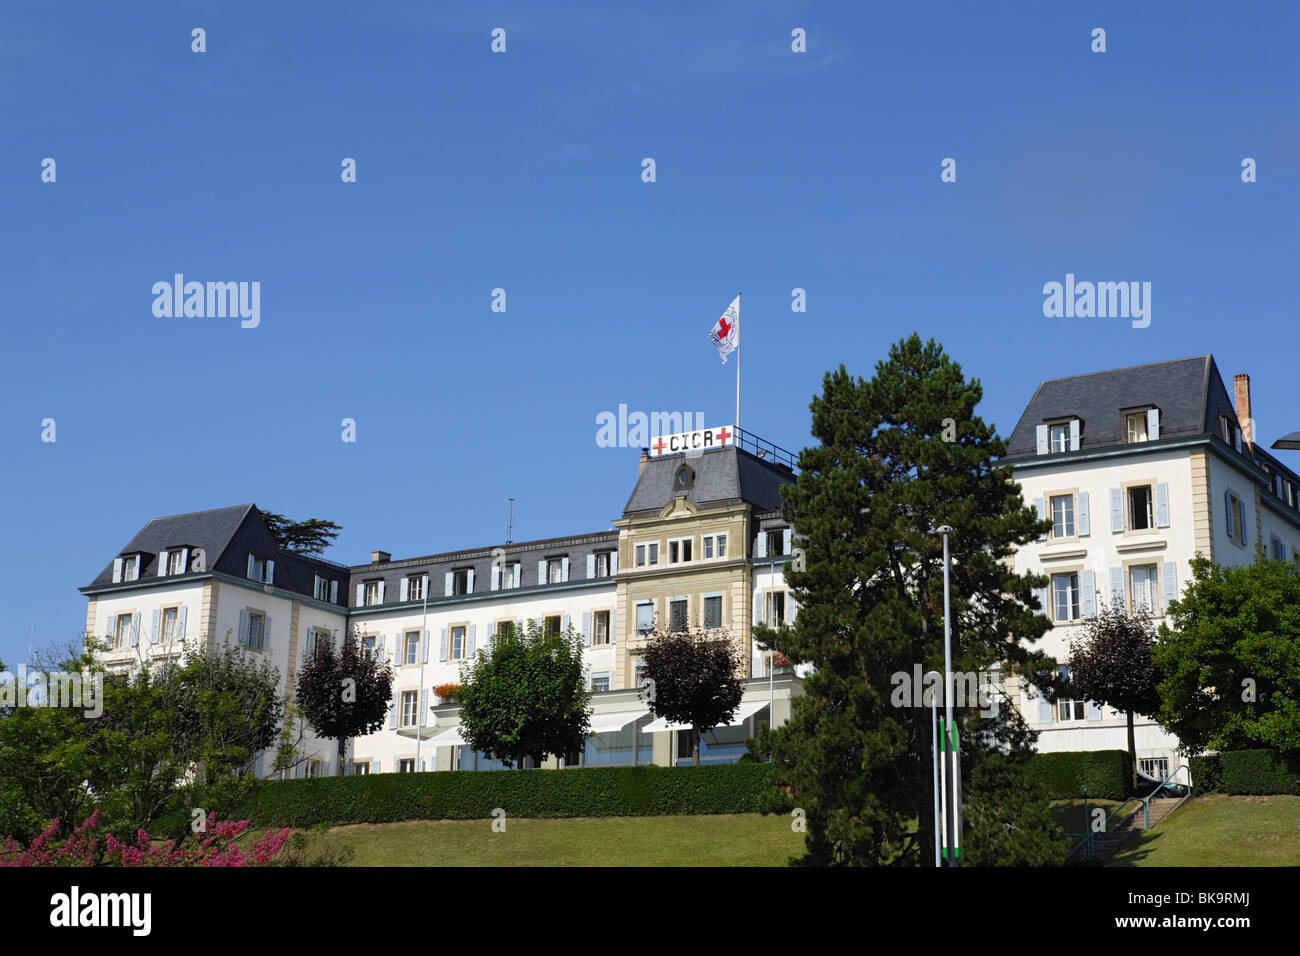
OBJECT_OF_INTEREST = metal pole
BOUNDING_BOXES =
[932,688,941,867]
[735,291,741,430]
[941,527,961,865]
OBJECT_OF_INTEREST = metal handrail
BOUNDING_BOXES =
[1141,764,1192,829]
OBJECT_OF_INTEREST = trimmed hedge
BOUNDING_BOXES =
[1190,750,1300,795]
[243,763,776,828]
[1026,750,1132,801]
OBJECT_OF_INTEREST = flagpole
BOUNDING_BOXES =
[735,291,741,431]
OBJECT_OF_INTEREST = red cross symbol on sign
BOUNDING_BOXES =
[652,437,667,455]
[716,427,731,444]
[716,317,732,339]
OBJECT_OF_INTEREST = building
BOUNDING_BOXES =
[79,428,805,777]
[1001,355,1300,782]
[78,356,1300,782]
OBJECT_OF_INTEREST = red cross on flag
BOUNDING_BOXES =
[708,295,740,364]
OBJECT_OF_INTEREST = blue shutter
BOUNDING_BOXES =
[1147,408,1160,440]
[783,528,793,554]
[491,564,501,590]
[112,557,123,583]
[561,613,570,635]
[150,609,160,646]
[158,550,168,577]
[611,551,618,574]
[1080,570,1096,618]
[400,577,409,602]
[1238,499,1248,543]
[1161,561,1177,613]
[756,532,767,558]
[1036,424,1049,455]
[1032,586,1048,614]
[753,588,765,625]
[266,559,274,584]
[1068,419,1080,451]
[419,689,428,724]
[264,615,272,649]
[1225,490,1234,537]
[1076,492,1090,536]
[1086,700,1102,721]
[130,612,141,647]
[1033,497,1047,540]
[387,697,397,730]
[467,568,475,592]
[238,609,249,646]
[439,627,449,661]
[1036,686,1053,724]
[247,554,256,579]
[376,580,385,604]
[582,611,591,646]
[587,554,596,579]
[356,582,365,606]
[561,558,569,582]
[422,628,430,664]
[1155,482,1170,528]
[1110,488,1124,533]
[445,572,453,596]
[330,580,338,604]
[538,560,547,585]
[467,625,476,655]
[1109,567,1125,608]
[175,606,187,641]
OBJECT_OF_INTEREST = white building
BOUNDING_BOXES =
[1002,356,1300,781]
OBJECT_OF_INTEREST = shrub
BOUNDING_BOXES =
[1196,750,1300,795]
[243,763,776,828]
[1025,750,1132,801]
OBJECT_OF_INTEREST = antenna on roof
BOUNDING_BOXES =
[506,498,514,545]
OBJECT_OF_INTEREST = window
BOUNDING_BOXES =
[593,610,610,645]
[500,562,519,589]
[398,758,415,774]
[401,691,418,727]
[669,598,688,632]
[1049,423,1070,454]
[676,729,695,762]
[1226,492,1245,545]
[352,761,371,775]
[704,536,714,559]
[1051,573,1080,623]
[313,575,331,601]
[451,625,467,658]
[246,612,266,650]
[668,538,693,564]
[250,555,269,583]
[1139,757,1169,782]
[704,595,722,629]
[1220,415,1234,443]
[1272,536,1286,561]
[495,620,513,644]
[304,760,322,779]
[308,627,331,658]
[770,591,786,623]
[1125,412,1149,443]
[452,569,470,595]
[717,533,727,557]
[636,542,659,567]
[634,657,648,687]
[766,530,785,556]
[595,552,613,577]
[114,613,133,649]
[408,575,425,602]
[1128,485,1154,531]
[168,550,186,575]
[161,606,178,642]
[363,581,381,606]
[1055,667,1085,721]
[542,617,561,638]
[636,602,654,636]
[122,555,139,582]
[591,673,610,693]
[361,635,376,661]
[1050,494,1075,538]
[1129,565,1158,614]
[546,559,564,584]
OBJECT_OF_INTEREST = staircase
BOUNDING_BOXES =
[1069,766,1193,863]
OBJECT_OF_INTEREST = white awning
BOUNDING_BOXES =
[641,700,768,734]
[428,726,467,747]
[587,709,649,735]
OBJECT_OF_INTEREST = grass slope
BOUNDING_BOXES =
[303,813,805,866]
[1108,795,1300,867]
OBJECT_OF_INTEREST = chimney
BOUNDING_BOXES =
[371,549,390,564]
[638,448,650,476]
[1233,373,1253,449]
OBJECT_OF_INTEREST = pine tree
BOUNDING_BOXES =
[755,334,1059,866]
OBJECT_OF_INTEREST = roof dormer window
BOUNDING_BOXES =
[113,554,140,583]
[1124,408,1159,444]
[1036,419,1080,455]
[247,553,274,584]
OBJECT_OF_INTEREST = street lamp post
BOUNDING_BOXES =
[933,524,961,866]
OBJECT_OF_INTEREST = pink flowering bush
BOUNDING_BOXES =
[763,650,792,667]
[0,810,290,867]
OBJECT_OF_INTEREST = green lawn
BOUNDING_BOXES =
[285,813,806,866]
[1108,794,1300,867]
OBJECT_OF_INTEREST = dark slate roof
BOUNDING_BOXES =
[86,503,256,586]
[1004,355,1226,459]
[347,531,619,610]
[622,445,793,516]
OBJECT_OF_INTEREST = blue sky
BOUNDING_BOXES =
[2,1,1298,664]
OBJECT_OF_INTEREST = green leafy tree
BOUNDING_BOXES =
[457,620,590,768]
[640,626,744,765]
[259,510,342,556]
[1067,601,1161,788]
[1154,550,1300,755]
[295,628,394,774]
[753,335,1059,866]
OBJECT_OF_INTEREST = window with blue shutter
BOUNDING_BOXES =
[150,609,160,646]
[1036,424,1049,455]
[1080,570,1096,618]
[1077,492,1090,536]
[439,627,449,661]
[1108,567,1125,609]
[1161,561,1177,613]
[1110,488,1124,533]
[1155,483,1170,528]
[582,611,591,646]
[1068,419,1080,451]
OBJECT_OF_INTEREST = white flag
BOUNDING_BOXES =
[708,295,740,364]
